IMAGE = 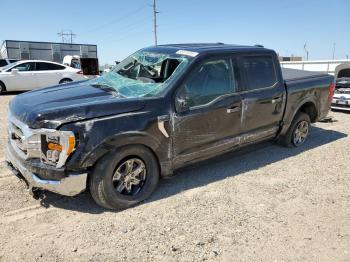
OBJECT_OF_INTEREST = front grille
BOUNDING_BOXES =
[11,122,27,152]
[7,112,41,160]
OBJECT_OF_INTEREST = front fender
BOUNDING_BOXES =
[71,130,172,176]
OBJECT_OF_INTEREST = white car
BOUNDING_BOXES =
[0,60,88,93]
[331,78,350,111]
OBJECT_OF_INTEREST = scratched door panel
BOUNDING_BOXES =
[172,94,242,165]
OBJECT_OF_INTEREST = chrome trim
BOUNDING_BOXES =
[158,120,169,138]
[7,111,75,168]
[6,145,87,196]
[8,112,41,160]
[157,115,170,138]
[331,105,350,111]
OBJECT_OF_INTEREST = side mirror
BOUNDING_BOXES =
[11,68,19,74]
[175,96,190,112]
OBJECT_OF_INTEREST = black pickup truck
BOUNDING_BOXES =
[6,44,334,209]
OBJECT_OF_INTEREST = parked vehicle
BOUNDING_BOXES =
[0,59,19,68]
[331,77,350,111]
[0,60,88,93]
[6,44,334,209]
[63,55,100,77]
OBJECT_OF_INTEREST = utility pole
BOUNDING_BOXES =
[332,42,336,60]
[304,42,309,61]
[57,30,76,44]
[153,0,159,45]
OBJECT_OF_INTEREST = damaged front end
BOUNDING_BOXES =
[6,111,87,196]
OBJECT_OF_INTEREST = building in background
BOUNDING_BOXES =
[0,40,97,63]
[279,56,303,62]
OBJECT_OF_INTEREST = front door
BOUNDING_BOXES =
[238,55,286,142]
[172,58,242,166]
[6,62,37,91]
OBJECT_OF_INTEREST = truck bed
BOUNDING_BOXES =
[282,68,330,82]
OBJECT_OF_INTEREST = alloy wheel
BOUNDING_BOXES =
[112,158,147,196]
[293,120,309,146]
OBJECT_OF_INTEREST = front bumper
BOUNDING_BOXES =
[6,144,87,196]
[331,103,350,111]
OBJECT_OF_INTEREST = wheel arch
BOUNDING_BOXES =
[59,78,73,84]
[79,133,172,176]
[279,98,318,137]
[0,80,6,91]
[298,101,318,123]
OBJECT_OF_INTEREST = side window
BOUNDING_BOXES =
[240,56,277,91]
[179,59,234,108]
[12,62,35,72]
[36,62,65,71]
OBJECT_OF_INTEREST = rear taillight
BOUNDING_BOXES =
[328,82,335,102]
[77,70,83,75]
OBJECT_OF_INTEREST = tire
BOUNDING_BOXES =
[278,112,311,147]
[0,82,6,94]
[89,145,160,210]
[59,78,73,84]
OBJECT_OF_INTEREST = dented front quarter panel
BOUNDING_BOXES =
[61,98,173,175]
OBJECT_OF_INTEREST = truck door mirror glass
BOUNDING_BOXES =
[175,95,190,112]
[11,68,19,74]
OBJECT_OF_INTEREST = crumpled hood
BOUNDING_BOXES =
[9,81,146,129]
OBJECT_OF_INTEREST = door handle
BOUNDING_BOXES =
[227,106,240,113]
[271,96,282,103]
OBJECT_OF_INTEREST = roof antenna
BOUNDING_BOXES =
[254,44,264,48]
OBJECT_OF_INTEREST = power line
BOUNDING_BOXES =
[96,16,150,42]
[57,30,76,44]
[82,4,149,35]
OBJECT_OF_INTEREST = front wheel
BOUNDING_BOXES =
[89,145,160,210]
[0,82,6,94]
[278,112,311,147]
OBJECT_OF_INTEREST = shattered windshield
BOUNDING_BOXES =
[89,50,192,98]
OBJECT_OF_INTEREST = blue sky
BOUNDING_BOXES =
[1,0,349,64]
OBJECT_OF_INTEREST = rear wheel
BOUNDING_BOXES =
[278,112,311,147]
[89,145,159,210]
[59,78,73,84]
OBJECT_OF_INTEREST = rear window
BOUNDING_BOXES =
[240,56,277,91]
[36,62,65,71]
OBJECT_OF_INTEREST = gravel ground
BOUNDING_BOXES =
[0,93,349,262]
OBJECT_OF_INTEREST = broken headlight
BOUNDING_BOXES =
[40,131,76,168]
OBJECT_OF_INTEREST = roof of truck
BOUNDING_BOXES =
[143,43,273,55]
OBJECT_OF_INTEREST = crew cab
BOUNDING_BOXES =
[6,44,334,209]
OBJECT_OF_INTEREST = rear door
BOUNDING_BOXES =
[237,54,286,142]
[172,57,242,165]
[35,62,66,88]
